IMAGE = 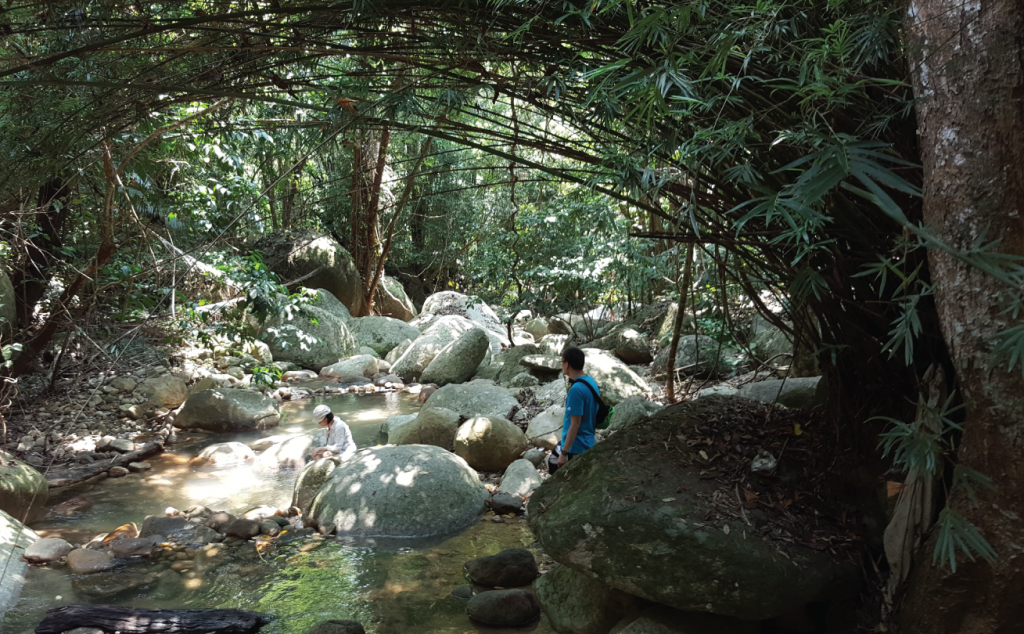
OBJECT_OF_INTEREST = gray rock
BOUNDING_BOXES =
[607,396,663,431]
[735,377,824,408]
[304,620,366,634]
[292,457,339,511]
[578,348,651,405]
[283,370,318,381]
[107,466,129,478]
[257,233,366,315]
[526,405,564,451]
[307,445,488,537]
[22,537,73,564]
[388,407,460,448]
[454,416,529,473]
[261,290,358,371]
[616,606,759,634]
[520,354,562,372]
[497,459,543,497]
[320,354,379,379]
[0,451,48,523]
[465,548,538,587]
[108,438,135,453]
[523,448,546,467]
[488,344,543,385]
[379,413,418,440]
[192,442,256,467]
[534,564,649,634]
[421,291,508,344]
[384,338,414,365]
[508,372,540,388]
[140,515,187,538]
[108,537,157,558]
[66,548,114,574]
[423,383,519,420]
[206,512,236,532]
[534,378,568,406]
[652,335,732,377]
[139,375,189,408]
[225,518,261,539]
[256,430,325,469]
[72,572,156,599]
[377,275,417,322]
[391,315,478,380]
[419,327,490,386]
[127,462,151,472]
[751,326,793,364]
[260,519,281,537]
[491,494,524,515]
[590,325,653,364]
[349,316,420,356]
[110,377,137,393]
[537,334,571,356]
[466,588,540,627]
[0,509,37,616]
[175,388,281,432]
[524,319,549,341]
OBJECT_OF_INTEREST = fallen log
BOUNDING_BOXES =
[45,441,164,488]
[36,605,273,634]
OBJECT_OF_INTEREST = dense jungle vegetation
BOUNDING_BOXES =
[0,1,1021,632]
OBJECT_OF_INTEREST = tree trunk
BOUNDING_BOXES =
[899,1,1024,632]
[665,242,694,402]
[10,178,70,326]
[35,605,272,634]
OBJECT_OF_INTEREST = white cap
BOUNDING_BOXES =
[312,404,331,422]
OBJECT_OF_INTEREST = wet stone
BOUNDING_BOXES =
[140,515,188,538]
[452,584,474,601]
[465,548,539,588]
[491,493,524,515]
[466,588,541,627]
[72,572,157,599]
[107,466,129,478]
[225,518,261,539]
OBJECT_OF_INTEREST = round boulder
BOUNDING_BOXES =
[464,548,539,587]
[256,233,365,315]
[349,316,420,357]
[256,431,325,469]
[525,405,564,451]
[422,383,519,420]
[496,459,543,498]
[307,445,488,537]
[454,416,529,473]
[291,457,339,511]
[388,407,460,449]
[377,275,417,322]
[319,354,379,379]
[139,374,189,409]
[419,327,490,386]
[22,537,73,564]
[0,451,48,523]
[175,388,281,432]
[466,588,540,627]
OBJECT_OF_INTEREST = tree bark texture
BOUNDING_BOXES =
[10,179,70,326]
[900,1,1024,632]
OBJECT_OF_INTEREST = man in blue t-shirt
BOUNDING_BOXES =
[557,346,599,470]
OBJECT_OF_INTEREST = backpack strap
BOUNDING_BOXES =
[569,377,604,405]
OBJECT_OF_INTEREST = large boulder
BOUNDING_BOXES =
[376,275,417,322]
[466,589,540,627]
[388,407,460,448]
[736,377,824,409]
[307,445,488,537]
[349,316,420,357]
[496,459,543,498]
[256,430,326,469]
[454,416,529,473]
[256,233,365,315]
[292,457,339,511]
[260,293,359,372]
[191,442,256,467]
[175,388,281,432]
[528,400,859,621]
[590,326,653,364]
[534,564,649,634]
[651,335,732,377]
[490,344,544,385]
[537,334,571,357]
[320,354,378,379]
[751,326,793,364]
[390,315,477,380]
[419,327,490,386]
[524,319,549,342]
[0,508,37,616]
[424,383,519,420]
[526,405,564,450]
[607,396,663,431]
[465,548,539,587]
[579,348,651,405]
[421,291,507,343]
[384,338,413,365]
[139,374,189,409]
[0,451,48,524]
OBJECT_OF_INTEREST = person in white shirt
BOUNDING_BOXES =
[310,404,356,461]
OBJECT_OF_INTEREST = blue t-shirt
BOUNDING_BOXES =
[562,375,599,455]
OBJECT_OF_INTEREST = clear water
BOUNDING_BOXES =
[2,390,553,634]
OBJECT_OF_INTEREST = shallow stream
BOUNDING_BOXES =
[1,391,552,634]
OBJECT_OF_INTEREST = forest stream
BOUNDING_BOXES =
[1,390,552,634]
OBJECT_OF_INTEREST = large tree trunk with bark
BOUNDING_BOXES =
[899,1,1024,632]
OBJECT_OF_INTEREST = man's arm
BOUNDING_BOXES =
[559,415,582,466]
